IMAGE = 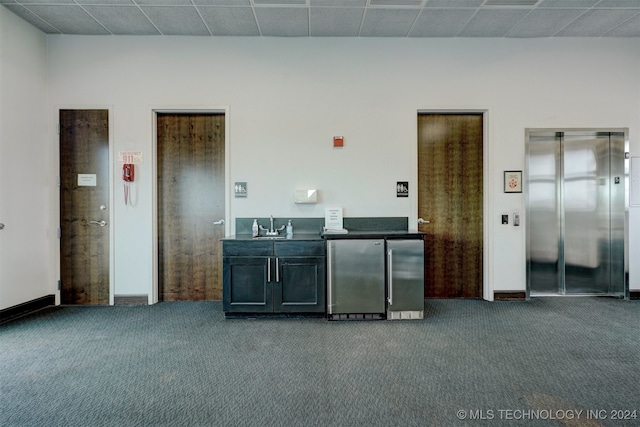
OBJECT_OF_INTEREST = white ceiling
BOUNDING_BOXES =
[1,0,639,37]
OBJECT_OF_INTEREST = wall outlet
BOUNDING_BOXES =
[501,214,509,225]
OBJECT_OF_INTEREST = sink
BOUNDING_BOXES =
[253,235,286,239]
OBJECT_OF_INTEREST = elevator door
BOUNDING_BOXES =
[527,131,625,297]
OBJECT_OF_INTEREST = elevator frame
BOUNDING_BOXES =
[525,128,629,299]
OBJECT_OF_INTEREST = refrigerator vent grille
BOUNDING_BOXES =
[328,313,385,321]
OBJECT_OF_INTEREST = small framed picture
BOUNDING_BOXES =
[504,171,522,193]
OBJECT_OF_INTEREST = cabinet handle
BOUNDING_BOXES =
[387,249,393,305]
[275,258,279,282]
[327,242,333,314]
[267,258,271,283]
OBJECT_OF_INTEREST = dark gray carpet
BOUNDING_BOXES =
[1,298,639,426]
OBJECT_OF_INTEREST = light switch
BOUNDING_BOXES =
[502,214,509,225]
[513,213,520,226]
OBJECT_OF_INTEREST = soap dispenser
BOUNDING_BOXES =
[252,219,259,237]
[286,220,293,237]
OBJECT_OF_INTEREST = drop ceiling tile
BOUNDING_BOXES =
[17,0,76,4]
[140,6,209,34]
[459,8,530,36]
[21,5,110,34]
[310,7,364,36]
[369,0,421,5]
[198,6,260,35]
[2,4,61,32]
[596,0,640,7]
[253,0,306,4]
[311,0,365,6]
[604,12,640,35]
[194,0,250,4]
[78,0,134,4]
[556,8,637,36]
[409,8,475,37]
[424,0,483,7]
[135,0,192,5]
[254,7,309,36]
[537,0,597,7]
[360,8,420,37]
[83,5,160,34]
[507,8,585,37]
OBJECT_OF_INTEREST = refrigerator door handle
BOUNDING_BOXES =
[327,242,333,314]
[387,249,393,305]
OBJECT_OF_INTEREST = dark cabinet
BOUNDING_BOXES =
[223,240,325,316]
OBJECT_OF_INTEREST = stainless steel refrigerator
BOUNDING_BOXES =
[386,239,424,320]
[327,239,386,320]
[326,238,424,320]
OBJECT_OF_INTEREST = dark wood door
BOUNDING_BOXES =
[157,113,225,301]
[60,109,110,305]
[418,113,483,298]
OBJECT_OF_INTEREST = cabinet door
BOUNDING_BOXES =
[275,257,325,313]
[223,257,272,313]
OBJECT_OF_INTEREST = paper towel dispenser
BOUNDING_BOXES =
[295,189,318,204]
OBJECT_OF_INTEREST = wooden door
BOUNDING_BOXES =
[418,113,483,298]
[60,109,110,305]
[157,113,225,301]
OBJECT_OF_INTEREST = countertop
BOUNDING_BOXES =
[222,230,424,241]
[221,233,323,241]
[321,230,425,239]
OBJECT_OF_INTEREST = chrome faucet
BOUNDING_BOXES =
[260,215,285,236]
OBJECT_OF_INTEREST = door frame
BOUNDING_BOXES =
[415,109,492,301]
[151,107,231,304]
[524,127,630,299]
[55,106,115,305]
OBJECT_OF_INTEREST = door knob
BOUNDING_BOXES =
[418,218,431,225]
[89,220,107,227]
[213,219,225,225]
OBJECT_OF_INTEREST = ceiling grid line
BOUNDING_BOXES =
[356,6,366,37]
[11,3,62,34]
[249,2,263,36]
[404,5,423,37]
[191,1,213,37]
[602,10,640,37]
[504,7,534,37]
[549,6,593,37]
[454,7,481,38]
[72,0,113,36]
[133,4,163,36]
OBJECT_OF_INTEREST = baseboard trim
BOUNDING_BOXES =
[494,292,526,301]
[0,295,55,324]
[630,291,640,300]
[114,295,148,306]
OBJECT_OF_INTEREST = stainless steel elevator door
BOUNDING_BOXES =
[527,131,626,297]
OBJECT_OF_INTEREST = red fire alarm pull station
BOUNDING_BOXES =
[333,136,344,147]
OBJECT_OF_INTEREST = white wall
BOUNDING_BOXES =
[0,8,49,310]
[44,36,640,300]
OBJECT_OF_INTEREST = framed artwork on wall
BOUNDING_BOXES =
[504,171,522,193]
